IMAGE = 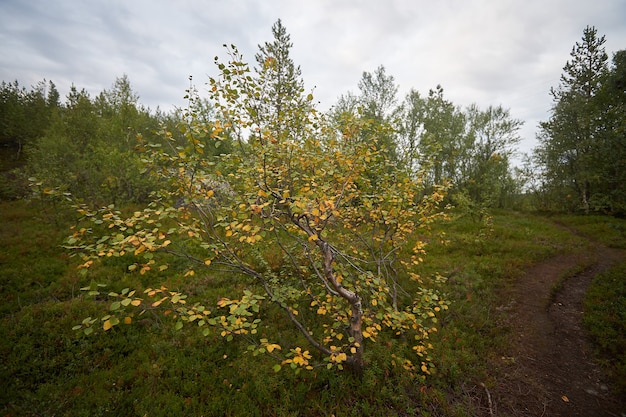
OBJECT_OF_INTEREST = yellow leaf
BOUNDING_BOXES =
[266,344,281,353]
[335,353,347,363]
[207,190,214,197]
[103,320,112,331]
[162,240,171,247]
[204,259,212,266]
[124,316,132,324]
[152,297,168,307]
[308,234,319,242]
[131,299,142,306]
[561,395,569,402]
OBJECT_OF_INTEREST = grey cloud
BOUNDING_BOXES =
[1,0,625,153]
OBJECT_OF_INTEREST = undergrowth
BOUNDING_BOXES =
[1,201,615,416]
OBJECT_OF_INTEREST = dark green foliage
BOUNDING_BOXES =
[535,26,626,215]
[1,75,209,206]
[0,80,60,199]
[26,77,164,205]
[0,79,59,156]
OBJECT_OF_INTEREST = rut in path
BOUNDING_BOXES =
[486,231,625,417]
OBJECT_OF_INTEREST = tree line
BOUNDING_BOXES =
[2,25,622,216]
[0,34,522,217]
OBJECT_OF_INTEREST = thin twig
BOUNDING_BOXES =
[481,382,495,417]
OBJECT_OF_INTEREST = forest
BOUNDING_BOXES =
[0,22,625,416]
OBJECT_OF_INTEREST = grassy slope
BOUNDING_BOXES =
[1,201,624,416]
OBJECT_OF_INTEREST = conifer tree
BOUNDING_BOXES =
[536,26,609,212]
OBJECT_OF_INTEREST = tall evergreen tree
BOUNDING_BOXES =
[252,19,310,144]
[535,26,609,212]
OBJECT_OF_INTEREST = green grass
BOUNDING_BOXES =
[414,210,587,393]
[552,213,626,249]
[583,263,626,397]
[1,201,623,416]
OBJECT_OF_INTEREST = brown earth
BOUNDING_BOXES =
[482,225,625,417]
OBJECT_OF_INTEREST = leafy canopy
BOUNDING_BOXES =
[69,23,449,377]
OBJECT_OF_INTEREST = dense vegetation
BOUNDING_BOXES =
[0,22,624,416]
[532,26,626,215]
[2,200,624,416]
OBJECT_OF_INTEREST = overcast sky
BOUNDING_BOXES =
[1,0,625,159]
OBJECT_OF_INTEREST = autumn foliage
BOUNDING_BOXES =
[69,39,449,378]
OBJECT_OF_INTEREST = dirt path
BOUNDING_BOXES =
[489,227,625,417]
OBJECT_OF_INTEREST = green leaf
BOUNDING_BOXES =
[175,321,183,331]
[273,364,282,372]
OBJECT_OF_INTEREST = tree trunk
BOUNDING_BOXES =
[582,180,590,214]
[319,239,364,371]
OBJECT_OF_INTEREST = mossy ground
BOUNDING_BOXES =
[1,201,624,416]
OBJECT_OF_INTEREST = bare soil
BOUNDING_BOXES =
[486,225,625,417]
